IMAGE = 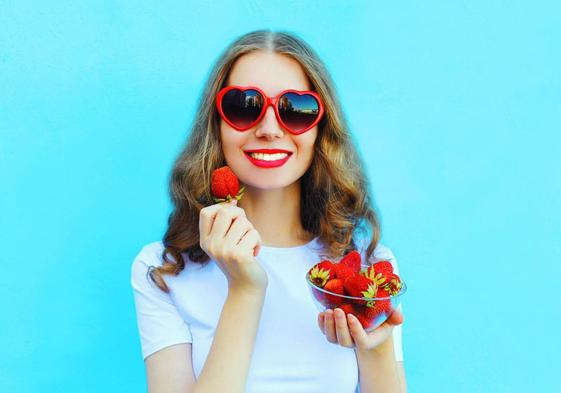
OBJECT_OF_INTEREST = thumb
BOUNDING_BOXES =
[387,309,404,325]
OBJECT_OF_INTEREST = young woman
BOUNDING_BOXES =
[131,30,407,393]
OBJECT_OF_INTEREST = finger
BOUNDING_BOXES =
[199,204,224,239]
[237,228,260,254]
[210,204,246,239]
[387,309,404,325]
[200,197,237,225]
[199,200,237,238]
[253,230,262,257]
[347,313,369,348]
[333,308,354,348]
[318,312,325,334]
[362,321,395,351]
[324,309,337,343]
[224,216,252,245]
[370,322,396,345]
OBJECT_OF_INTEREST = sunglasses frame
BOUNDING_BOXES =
[216,85,325,135]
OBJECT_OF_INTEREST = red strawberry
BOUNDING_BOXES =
[211,166,245,203]
[366,287,392,311]
[343,274,377,306]
[353,312,371,329]
[375,287,391,299]
[383,273,403,296]
[363,260,393,287]
[331,262,355,281]
[323,278,345,306]
[353,288,390,328]
[338,302,368,325]
[373,260,393,276]
[338,302,357,316]
[339,250,361,273]
[308,260,335,288]
[365,301,392,319]
[361,304,388,327]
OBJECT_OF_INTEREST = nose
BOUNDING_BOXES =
[254,106,284,139]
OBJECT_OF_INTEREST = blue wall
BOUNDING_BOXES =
[1,1,559,391]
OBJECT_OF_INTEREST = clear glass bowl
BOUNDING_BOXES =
[306,263,407,332]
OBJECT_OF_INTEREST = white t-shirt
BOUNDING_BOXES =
[130,235,404,393]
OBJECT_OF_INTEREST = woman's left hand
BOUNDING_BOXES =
[318,307,403,352]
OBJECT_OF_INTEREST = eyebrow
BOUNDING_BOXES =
[227,85,312,95]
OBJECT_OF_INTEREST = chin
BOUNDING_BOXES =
[239,174,300,191]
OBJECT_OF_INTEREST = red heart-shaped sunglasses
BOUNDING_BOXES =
[216,85,325,135]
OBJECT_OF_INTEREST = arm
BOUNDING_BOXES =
[145,343,197,393]
[193,287,266,393]
[144,288,266,393]
[137,202,267,392]
[355,336,407,393]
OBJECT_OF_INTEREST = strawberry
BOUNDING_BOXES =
[370,302,390,316]
[211,166,245,203]
[373,260,393,276]
[308,260,335,288]
[383,273,403,296]
[354,312,372,329]
[331,262,355,281]
[365,295,392,318]
[352,288,390,328]
[339,302,371,326]
[339,250,361,273]
[323,278,345,306]
[360,305,388,327]
[343,274,377,306]
[363,260,393,287]
[375,287,391,299]
[337,302,357,316]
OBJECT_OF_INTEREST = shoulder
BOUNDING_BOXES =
[372,243,397,262]
[132,240,166,267]
[354,235,400,274]
[130,241,201,282]
[130,241,167,284]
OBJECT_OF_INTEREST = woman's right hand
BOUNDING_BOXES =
[199,199,268,294]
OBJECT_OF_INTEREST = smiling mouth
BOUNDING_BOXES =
[243,150,293,168]
[244,151,293,161]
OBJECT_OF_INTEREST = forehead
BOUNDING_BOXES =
[225,51,311,95]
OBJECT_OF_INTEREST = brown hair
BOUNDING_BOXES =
[148,29,382,292]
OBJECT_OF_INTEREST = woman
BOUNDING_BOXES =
[131,29,407,393]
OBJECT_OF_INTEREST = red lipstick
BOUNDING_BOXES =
[244,149,292,168]
[244,149,292,154]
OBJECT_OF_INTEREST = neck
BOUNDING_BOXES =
[236,181,313,247]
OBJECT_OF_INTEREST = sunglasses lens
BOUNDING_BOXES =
[278,92,320,133]
[221,89,263,128]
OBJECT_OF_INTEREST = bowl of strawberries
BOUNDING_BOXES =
[306,250,407,332]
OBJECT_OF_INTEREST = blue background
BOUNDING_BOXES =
[1,1,559,392]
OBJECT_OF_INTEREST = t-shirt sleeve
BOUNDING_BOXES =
[130,244,193,360]
[362,239,405,362]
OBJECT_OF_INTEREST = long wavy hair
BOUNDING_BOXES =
[148,29,383,292]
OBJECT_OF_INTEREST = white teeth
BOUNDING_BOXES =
[249,152,289,161]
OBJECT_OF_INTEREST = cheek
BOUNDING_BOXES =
[296,131,317,158]
[220,124,235,146]
[220,127,246,157]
